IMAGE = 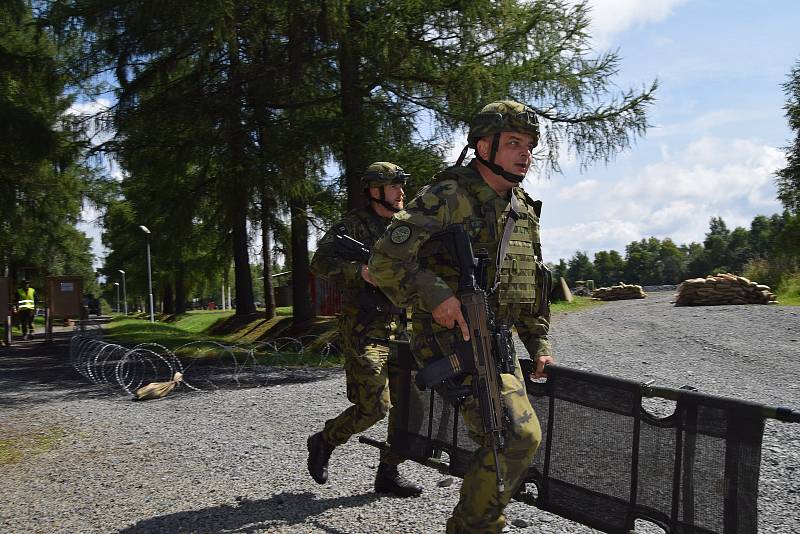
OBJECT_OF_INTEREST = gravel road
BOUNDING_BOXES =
[1,292,798,533]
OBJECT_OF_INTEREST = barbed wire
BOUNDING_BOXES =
[69,326,342,398]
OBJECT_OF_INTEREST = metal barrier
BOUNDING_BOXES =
[361,343,799,534]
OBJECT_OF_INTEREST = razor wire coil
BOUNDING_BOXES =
[69,329,342,398]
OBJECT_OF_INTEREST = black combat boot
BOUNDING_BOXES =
[306,432,335,484]
[374,463,423,497]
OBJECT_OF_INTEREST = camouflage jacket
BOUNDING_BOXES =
[311,206,399,338]
[369,162,552,362]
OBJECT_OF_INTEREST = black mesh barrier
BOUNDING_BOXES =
[380,342,778,534]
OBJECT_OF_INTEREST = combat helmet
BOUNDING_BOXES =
[362,161,409,213]
[457,100,539,184]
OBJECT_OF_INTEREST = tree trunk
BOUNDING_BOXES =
[260,187,276,319]
[339,5,367,211]
[162,282,174,315]
[175,266,186,314]
[232,207,255,315]
[226,18,256,317]
[290,197,312,324]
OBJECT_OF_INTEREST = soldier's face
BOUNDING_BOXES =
[374,183,404,210]
[479,131,535,177]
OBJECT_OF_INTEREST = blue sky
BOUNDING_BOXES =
[78,0,799,268]
[515,0,798,262]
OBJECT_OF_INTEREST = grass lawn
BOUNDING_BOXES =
[777,274,800,306]
[102,297,604,347]
[93,298,606,369]
[550,295,604,315]
[777,292,800,306]
[102,309,342,366]
[103,317,223,348]
[170,310,236,333]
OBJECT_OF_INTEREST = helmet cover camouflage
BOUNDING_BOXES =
[467,100,539,148]
[360,162,410,189]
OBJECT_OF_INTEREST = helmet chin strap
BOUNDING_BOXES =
[468,133,525,184]
[369,197,401,213]
[368,186,401,213]
[474,153,524,184]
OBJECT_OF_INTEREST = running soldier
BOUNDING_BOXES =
[369,102,555,532]
[306,162,423,497]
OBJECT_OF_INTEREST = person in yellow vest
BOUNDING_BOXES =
[16,279,36,340]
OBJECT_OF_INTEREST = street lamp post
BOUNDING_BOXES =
[113,282,120,314]
[118,269,127,315]
[139,225,155,323]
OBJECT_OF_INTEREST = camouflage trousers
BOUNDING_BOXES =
[321,318,404,465]
[446,361,541,534]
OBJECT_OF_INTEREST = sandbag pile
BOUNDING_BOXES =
[673,273,777,306]
[592,283,646,301]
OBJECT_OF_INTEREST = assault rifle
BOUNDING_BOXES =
[333,233,371,264]
[450,224,506,493]
[332,233,407,335]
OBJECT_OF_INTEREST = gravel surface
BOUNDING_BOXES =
[1,292,798,533]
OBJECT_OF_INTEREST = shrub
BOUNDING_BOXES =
[742,258,782,289]
[777,272,800,305]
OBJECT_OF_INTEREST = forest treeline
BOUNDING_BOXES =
[553,213,800,291]
[2,1,798,316]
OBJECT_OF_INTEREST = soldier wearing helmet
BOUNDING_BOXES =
[370,101,554,533]
[362,161,408,213]
[306,161,423,498]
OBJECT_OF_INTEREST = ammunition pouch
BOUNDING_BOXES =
[352,288,406,338]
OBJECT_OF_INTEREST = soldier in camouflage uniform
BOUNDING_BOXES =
[306,162,424,498]
[369,102,555,533]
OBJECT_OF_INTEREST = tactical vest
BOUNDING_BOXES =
[337,207,404,337]
[17,287,35,310]
[420,166,542,311]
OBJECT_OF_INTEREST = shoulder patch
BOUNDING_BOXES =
[389,224,412,244]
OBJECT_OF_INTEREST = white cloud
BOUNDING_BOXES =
[538,135,785,261]
[582,0,691,47]
[68,98,112,116]
[67,98,114,146]
[558,179,599,200]
[76,201,109,269]
[650,108,777,139]
[616,137,784,202]
[546,219,642,259]
[68,99,116,268]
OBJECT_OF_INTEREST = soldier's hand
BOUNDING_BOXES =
[432,296,470,341]
[532,355,554,379]
[360,265,377,286]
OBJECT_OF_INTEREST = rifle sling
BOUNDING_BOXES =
[418,193,522,387]
[491,192,520,294]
